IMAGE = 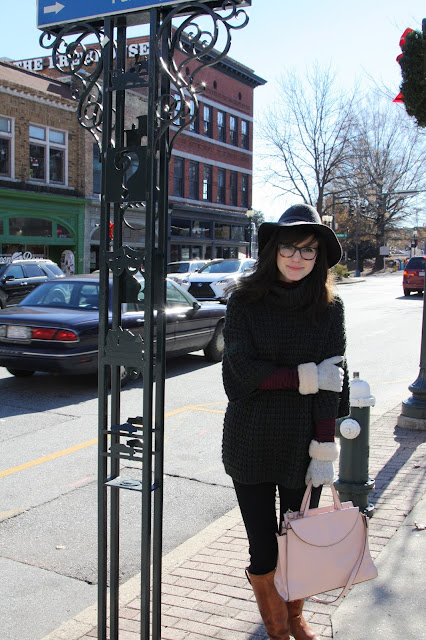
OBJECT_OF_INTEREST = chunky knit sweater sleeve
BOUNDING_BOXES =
[312,296,350,420]
[222,293,277,401]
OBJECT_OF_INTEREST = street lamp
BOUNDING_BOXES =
[246,208,255,258]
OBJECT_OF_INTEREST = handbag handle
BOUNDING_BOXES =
[300,481,343,518]
[310,513,369,605]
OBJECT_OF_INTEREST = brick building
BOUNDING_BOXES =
[0,60,87,271]
[2,33,265,270]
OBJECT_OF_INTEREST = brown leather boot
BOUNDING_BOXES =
[287,599,319,640]
[246,570,290,640]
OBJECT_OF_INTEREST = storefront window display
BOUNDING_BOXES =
[9,217,52,237]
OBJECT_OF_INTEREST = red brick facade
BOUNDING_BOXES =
[6,32,265,265]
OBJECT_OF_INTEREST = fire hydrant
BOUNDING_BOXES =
[334,372,375,517]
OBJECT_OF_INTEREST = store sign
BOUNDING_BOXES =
[13,40,150,73]
[37,0,251,30]
[0,252,41,263]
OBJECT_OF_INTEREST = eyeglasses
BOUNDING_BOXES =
[278,244,318,260]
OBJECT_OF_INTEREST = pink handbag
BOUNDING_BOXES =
[274,482,378,604]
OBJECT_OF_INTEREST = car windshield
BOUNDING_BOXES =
[42,263,64,276]
[200,260,240,274]
[168,262,190,274]
[19,281,101,309]
[407,257,426,269]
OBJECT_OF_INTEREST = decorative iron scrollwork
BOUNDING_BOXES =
[155,0,249,154]
[107,246,145,276]
[39,24,107,150]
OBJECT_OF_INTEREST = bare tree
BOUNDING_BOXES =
[258,64,358,216]
[337,97,426,269]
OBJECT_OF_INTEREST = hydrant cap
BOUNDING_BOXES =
[350,377,371,401]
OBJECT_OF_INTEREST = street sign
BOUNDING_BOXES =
[336,233,348,238]
[37,0,251,30]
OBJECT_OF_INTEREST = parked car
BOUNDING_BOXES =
[186,258,256,302]
[403,256,426,296]
[0,258,64,308]
[0,274,226,385]
[167,260,207,285]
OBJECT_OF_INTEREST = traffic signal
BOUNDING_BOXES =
[348,201,355,215]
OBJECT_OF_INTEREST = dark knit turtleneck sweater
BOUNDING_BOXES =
[222,280,349,488]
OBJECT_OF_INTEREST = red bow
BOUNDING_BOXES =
[393,93,404,103]
[399,27,414,48]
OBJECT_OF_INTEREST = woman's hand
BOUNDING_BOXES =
[305,440,339,487]
[298,356,343,395]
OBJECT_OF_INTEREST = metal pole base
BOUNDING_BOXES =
[397,401,426,430]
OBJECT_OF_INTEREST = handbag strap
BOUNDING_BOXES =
[300,481,343,518]
[310,515,369,605]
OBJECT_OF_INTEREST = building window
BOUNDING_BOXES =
[217,168,226,204]
[231,226,245,242]
[0,116,13,178]
[241,174,249,208]
[174,156,184,197]
[203,105,213,137]
[215,223,230,240]
[241,120,250,150]
[189,101,199,133]
[29,124,67,185]
[230,171,238,206]
[189,161,199,200]
[171,218,191,236]
[203,164,212,201]
[230,115,238,146]
[93,144,101,195]
[217,110,226,142]
[192,221,211,238]
[9,216,52,237]
[173,92,185,126]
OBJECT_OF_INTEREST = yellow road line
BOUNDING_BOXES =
[0,404,226,479]
[0,508,25,519]
[0,438,98,478]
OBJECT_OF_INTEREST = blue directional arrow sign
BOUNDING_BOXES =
[37,0,250,30]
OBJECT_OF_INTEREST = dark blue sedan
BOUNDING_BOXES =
[0,274,226,385]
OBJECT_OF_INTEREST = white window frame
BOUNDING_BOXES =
[0,115,14,180]
[29,124,68,185]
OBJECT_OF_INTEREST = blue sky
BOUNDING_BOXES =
[1,0,424,220]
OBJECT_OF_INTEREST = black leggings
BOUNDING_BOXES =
[233,479,322,575]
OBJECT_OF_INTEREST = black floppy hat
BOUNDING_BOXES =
[258,204,342,267]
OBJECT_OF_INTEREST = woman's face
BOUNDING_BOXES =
[276,234,319,283]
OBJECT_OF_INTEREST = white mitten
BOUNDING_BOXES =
[317,356,344,392]
[298,356,343,395]
[305,440,339,487]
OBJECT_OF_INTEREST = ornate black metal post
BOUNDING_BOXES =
[39,3,250,639]
[398,271,426,429]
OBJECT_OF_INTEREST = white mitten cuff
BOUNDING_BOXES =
[298,362,319,395]
[308,439,339,461]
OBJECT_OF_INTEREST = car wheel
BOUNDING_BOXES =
[204,321,224,362]
[6,368,35,377]
[404,290,410,296]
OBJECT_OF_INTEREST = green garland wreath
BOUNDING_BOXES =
[398,29,426,127]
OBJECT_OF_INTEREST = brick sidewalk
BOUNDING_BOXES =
[45,405,426,640]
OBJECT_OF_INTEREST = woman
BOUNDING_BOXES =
[222,204,349,640]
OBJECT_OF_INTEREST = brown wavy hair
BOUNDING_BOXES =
[233,227,336,321]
